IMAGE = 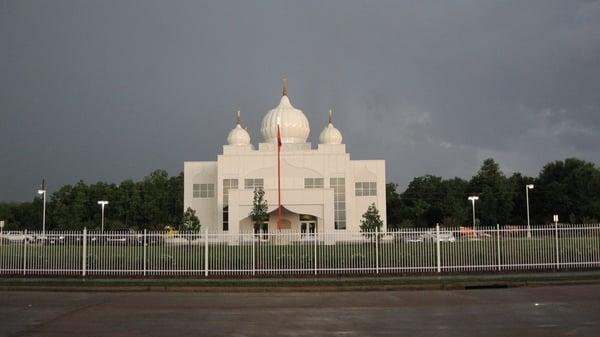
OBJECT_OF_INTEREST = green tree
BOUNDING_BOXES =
[249,187,268,233]
[535,158,600,224]
[398,175,444,227]
[0,200,41,230]
[440,177,469,227]
[507,173,537,225]
[469,159,514,226]
[360,203,384,240]
[386,183,402,229]
[181,207,201,232]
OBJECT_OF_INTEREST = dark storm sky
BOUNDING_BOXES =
[1,0,599,201]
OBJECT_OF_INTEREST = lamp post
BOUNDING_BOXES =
[37,186,46,236]
[98,201,109,232]
[526,184,534,238]
[0,220,4,246]
[468,196,479,234]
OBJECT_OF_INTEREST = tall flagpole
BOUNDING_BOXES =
[276,78,287,232]
[277,116,282,231]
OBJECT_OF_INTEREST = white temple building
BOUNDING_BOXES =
[184,81,386,234]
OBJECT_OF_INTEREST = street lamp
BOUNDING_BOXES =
[526,184,534,238]
[98,201,109,232]
[37,187,46,235]
[0,220,4,246]
[468,196,479,233]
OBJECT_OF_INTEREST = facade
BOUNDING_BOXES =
[184,82,386,234]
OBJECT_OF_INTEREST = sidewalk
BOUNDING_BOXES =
[2,271,600,292]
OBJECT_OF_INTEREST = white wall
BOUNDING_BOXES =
[185,141,386,234]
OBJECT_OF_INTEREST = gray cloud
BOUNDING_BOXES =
[1,0,599,201]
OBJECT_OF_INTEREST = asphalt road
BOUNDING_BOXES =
[1,285,599,337]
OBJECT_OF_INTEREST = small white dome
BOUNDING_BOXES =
[319,123,343,144]
[227,111,251,145]
[227,124,251,145]
[260,81,310,144]
[319,110,343,144]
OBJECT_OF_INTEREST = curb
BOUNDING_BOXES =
[2,271,600,292]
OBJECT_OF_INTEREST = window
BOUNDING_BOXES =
[304,178,324,189]
[222,179,238,231]
[193,183,214,198]
[300,222,316,238]
[330,177,346,230]
[355,182,377,196]
[244,178,264,190]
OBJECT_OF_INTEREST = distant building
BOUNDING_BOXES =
[184,81,386,234]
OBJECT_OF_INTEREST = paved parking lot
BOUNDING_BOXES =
[1,284,599,336]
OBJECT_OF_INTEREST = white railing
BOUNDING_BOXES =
[1,224,599,277]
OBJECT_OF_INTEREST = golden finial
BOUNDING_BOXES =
[236,110,241,125]
[328,109,333,124]
[282,78,288,96]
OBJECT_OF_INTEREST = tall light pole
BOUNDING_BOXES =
[526,184,534,238]
[37,180,46,236]
[468,196,479,234]
[98,201,109,232]
[0,220,4,246]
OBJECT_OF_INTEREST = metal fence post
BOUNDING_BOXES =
[252,231,256,276]
[314,231,318,275]
[82,228,87,276]
[204,228,209,277]
[375,227,380,274]
[436,224,441,273]
[496,224,501,271]
[143,229,147,276]
[555,222,560,269]
[23,229,27,275]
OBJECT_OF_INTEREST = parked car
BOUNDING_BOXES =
[163,235,189,246]
[421,230,456,242]
[0,233,35,244]
[403,234,424,243]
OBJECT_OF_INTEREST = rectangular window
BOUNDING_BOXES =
[244,178,264,190]
[222,179,238,231]
[330,177,346,230]
[304,178,324,189]
[193,184,214,198]
[355,181,377,196]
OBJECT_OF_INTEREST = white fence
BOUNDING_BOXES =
[1,225,599,277]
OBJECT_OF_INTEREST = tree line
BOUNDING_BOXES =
[387,158,600,228]
[1,158,599,231]
[0,170,182,231]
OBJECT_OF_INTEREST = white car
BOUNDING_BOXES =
[422,230,456,242]
[0,233,35,244]
[163,235,189,246]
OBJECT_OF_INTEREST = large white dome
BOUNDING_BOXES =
[260,94,310,144]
